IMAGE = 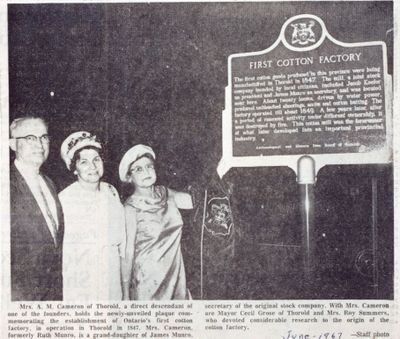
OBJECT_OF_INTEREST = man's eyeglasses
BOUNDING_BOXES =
[14,135,50,144]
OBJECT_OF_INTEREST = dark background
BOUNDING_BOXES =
[8,2,393,299]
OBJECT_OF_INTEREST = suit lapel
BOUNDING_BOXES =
[11,164,59,248]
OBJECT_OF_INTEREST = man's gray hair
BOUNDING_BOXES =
[9,116,47,138]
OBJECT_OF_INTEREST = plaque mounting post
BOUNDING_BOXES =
[297,156,316,280]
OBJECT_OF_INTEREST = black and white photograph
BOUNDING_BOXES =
[1,1,397,338]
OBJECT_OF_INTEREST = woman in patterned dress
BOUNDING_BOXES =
[119,144,193,300]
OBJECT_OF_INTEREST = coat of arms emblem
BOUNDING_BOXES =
[291,20,316,45]
[204,196,233,236]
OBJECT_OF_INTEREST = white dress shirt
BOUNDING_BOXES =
[15,159,59,236]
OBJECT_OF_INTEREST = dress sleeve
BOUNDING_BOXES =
[117,203,126,258]
[121,203,137,283]
[168,188,193,209]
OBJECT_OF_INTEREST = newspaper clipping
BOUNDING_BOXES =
[1,1,398,338]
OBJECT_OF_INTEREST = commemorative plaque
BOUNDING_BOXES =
[218,14,392,177]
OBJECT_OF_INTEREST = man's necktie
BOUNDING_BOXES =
[38,183,58,246]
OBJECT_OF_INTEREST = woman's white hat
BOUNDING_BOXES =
[119,144,156,182]
[61,131,102,170]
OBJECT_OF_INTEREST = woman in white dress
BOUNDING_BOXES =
[59,131,126,301]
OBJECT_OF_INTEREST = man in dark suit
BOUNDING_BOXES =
[10,116,64,301]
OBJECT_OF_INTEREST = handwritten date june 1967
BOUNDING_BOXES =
[281,330,390,339]
[282,330,342,339]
